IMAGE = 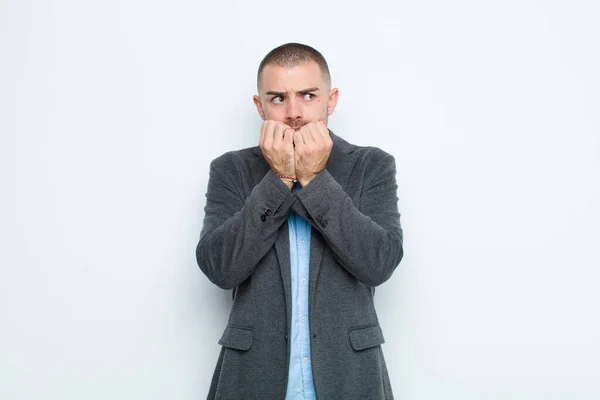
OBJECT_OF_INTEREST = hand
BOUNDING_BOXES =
[259,120,296,189]
[293,121,333,187]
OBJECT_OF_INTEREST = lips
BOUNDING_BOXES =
[286,121,308,130]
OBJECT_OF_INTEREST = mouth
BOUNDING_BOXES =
[286,121,307,130]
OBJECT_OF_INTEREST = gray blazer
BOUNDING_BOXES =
[196,132,404,399]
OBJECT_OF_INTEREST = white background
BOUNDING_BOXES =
[1,0,599,399]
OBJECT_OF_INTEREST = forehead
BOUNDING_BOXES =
[259,61,325,93]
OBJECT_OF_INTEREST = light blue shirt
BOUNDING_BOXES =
[285,186,316,400]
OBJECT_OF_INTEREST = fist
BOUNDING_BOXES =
[293,121,333,187]
[259,120,296,181]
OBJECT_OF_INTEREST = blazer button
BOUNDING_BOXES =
[264,208,272,216]
[260,214,267,222]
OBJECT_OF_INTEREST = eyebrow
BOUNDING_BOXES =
[265,87,320,96]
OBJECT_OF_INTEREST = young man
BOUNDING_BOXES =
[197,43,404,399]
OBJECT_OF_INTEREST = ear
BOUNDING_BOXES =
[253,95,266,121]
[327,88,339,116]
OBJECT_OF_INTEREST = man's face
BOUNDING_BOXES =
[253,61,339,130]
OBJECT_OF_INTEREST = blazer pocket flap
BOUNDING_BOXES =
[349,324,385,351]
[218,326,254,351]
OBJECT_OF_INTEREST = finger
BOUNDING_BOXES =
[308,121,328,149]
[319,122,332,149]
[263,120,275,149]
[316,121,329,140]
[300,125,312,146]
[259,120,268,148]
[273,122,286,147]
[283,128,295,145]
[307,123,321,144]
[293,130,305,147]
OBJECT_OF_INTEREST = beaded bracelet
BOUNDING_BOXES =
[278,175,298,183]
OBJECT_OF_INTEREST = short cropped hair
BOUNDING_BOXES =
[257,43,331,90]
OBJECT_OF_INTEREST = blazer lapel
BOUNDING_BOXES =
[325,131,357,190]
[274,223,293,331]
[308,131,357,315]
[252,146,293,329]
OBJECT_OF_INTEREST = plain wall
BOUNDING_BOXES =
[1,0,599,398]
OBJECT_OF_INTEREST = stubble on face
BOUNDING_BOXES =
[257,61,331,129]
[282,118,310,130]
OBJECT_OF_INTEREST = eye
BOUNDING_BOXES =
[303,93,315,101]
[271,96,284,104]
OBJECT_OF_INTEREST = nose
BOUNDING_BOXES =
[285,97,303,121]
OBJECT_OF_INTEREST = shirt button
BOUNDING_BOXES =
[303,357,308,363]
[301,316,306,323]
[301,277,306,284]
[300,240,305,245]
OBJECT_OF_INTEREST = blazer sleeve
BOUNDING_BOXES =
[196,153,295,289]
[294,152,404,287]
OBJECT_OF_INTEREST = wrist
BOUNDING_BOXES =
[297,173,317,188]
[277,174,297,190]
